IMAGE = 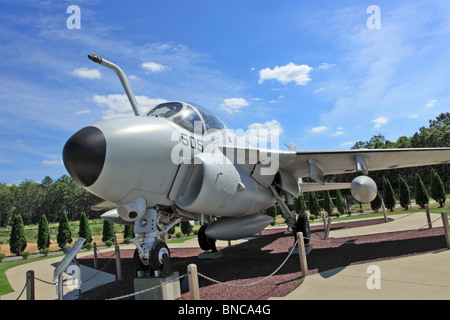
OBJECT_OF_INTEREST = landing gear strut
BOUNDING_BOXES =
[132,208,175,276]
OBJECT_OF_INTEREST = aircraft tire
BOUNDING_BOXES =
[295,212,311,245]
[198,225,217,252]
[133,248,150,271]
[150,241,170,270]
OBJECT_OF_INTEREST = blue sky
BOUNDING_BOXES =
[1,0,449,185]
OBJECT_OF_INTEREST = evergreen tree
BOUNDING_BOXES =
[102,220,115,243]
[265,205,278,226]
[37,214,50,252]
[323,190,334,215]
[9,214,27,255]
[383,177,397,211]
[308,192,320,217]
[124,225,135,239]
[370,192,382,212]
[78,212,92,244]
[180,220,193,236]
[415,173,429,209]
[57,212,72,249]
[398,174,411,210]
[335,190,347,215]
[295,195,306,214]
[430,168,446,207]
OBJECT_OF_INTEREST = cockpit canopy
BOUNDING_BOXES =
[147,102,226,134]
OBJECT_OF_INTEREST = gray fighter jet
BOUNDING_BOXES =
[62,55,450,274]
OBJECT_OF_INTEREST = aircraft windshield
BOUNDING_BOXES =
[148,101,226,134]
[189,103,226,132]
[148,102,183,118]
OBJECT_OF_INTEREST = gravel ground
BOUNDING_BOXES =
[77,218,447,300]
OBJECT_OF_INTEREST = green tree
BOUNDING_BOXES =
[37,214,50,252]
[335,190,347,215]
[294,195,306,214]
[323,190,334,215]
[57,212,72,249]
[383,177,397,211]
[398,174,411,210]
[180,220,193,236]
[78,212,92,244]
[9,214,27,255]
[370,192,382,212]
[124,225,135,239]
[308,192,320,217]
[415,173,429,209]
[102,220,115,243]
[430,168,446,207]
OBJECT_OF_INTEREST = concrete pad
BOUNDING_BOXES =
[2,254,115,300]
[272,250,450,300]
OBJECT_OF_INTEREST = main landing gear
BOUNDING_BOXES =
[132,208,180,277]
[269,186,312,253]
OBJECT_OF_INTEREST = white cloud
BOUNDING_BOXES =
[409,114,418,118]
[372,116,389,128]
[220,97,249,113]
[75,109,91,115]
[258,63,313,85]
[317,62,335,70]
[333,131,344,136]
[426,99,437,108]
[340,141,354,147]
[93,94,167,119]
[311,126,328,133]
[247,120,283,146]
[42,160,63,166]
[72,68,101,79]
[141,61,170,73]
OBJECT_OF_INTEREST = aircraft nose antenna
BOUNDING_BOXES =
[63,126,106,187]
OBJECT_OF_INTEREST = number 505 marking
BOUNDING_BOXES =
[181,133,203,152]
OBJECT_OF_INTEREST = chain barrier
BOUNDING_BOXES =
[197,237,299,288]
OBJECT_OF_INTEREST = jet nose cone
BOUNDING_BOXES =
[63,126,106,187]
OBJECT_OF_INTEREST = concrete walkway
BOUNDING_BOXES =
[271,211,450,300]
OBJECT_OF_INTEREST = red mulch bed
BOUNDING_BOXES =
[77,218,448,300]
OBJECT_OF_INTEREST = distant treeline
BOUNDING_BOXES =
[0,175,102,227]
[0,113,448,227]
[333,112,449,192]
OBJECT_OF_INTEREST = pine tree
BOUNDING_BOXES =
[335,190,347,215]
[37,214,50,252]
[323,190,334,215]
[308,192,320,217]
[180,220,193,236]
[57,212,72,249]
[415,173,429,209]
[398,174,411,210]
[124,225,135,239]
[78,212,92,244]
[9,214,27,255]
[430,168,446,207]
[383,177,397,211]
[370,192,382,212]
[102,220,115,243]
[295,195,306,214]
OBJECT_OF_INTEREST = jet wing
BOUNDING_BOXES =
[279,148,450,183]
[222,145,449,184]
